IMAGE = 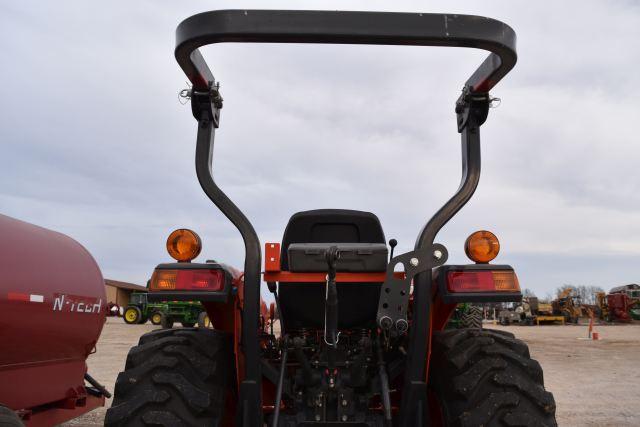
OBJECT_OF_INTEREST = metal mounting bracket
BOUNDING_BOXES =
[190,81,223,127]
[455,86,490,132]
[376,244,448,332]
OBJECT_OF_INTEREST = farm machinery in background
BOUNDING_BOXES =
[496,285,640,326]
[0,214,110,425]
[595,285,640,322]
[123,291,210,328]
[551,288,583,324]
[609,284,640,320]
[498,296,560,325]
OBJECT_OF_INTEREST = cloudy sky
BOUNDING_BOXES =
[1,1,638,299]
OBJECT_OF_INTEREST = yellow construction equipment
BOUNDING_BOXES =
[552,288,582,324]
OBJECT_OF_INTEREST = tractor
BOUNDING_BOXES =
[106,10,556,426]
[122,291,157,325]
[609,285,640,320]
[123,291,210,328]
[597,291,633,323]
[447,303,484,329]
[552,288,582,324]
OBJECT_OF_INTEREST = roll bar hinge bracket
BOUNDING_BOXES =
[376,244,449,332]
[455,86,490,132]
[190,81,223,127]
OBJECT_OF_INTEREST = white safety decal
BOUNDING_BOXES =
[7,292,44,303]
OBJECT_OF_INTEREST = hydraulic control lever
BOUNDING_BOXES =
[388,239,397,261]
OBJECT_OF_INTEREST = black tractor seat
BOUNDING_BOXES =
[277,209,388,331]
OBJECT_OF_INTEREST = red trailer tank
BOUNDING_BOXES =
[0,214,107,425]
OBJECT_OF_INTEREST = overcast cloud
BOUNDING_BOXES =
[1,1,639,299]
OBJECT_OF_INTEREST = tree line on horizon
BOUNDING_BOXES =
[523,284,605,305]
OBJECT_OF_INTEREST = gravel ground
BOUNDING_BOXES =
[63,318,640,426]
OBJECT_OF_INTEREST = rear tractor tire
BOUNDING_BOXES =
[105,328,233,427]
[429,328,557,427]
[460,305,483,329]
[123,306,142,325]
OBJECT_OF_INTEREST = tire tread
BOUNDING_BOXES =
[105,328,231,427]
[429,328,557,427]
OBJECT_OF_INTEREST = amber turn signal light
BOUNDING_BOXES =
[464,230,500,263]
[151,269,178,290]
[166,229,202,262]
[149,268,225,291]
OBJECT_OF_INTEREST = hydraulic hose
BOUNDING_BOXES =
[271,340,288,427]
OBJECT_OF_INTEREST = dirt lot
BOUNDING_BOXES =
[64,318,640,426]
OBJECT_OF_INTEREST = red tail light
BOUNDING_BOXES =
[447,270,520,293]
[150,268,225,291]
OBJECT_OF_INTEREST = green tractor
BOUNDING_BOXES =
[447,303,484,329]
[123,292,210,328]
[123,292,157,325]
[150,300,210,329]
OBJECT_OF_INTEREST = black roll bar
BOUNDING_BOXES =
[176,10,516,93]
[176,10,516,427]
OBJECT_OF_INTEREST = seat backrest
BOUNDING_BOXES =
[278,209,386,331]
[280,209,386,271]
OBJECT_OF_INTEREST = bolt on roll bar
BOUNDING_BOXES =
[176,9,516,427]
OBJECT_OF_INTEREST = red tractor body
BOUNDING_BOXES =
[106,10,557,426]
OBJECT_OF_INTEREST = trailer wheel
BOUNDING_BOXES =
[460,305,483,329]
[150,311,162,325]
[160,313,174,329]
[198,311,211,328]
[105,328,233,427]
[124,306,142,325]
[429,328,557,427]
[0,405,23,427]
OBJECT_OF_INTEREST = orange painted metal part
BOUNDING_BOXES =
[263,271,405,283]
[263,243,404,282]
[203,271,275,419]
[264,243,281,272]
